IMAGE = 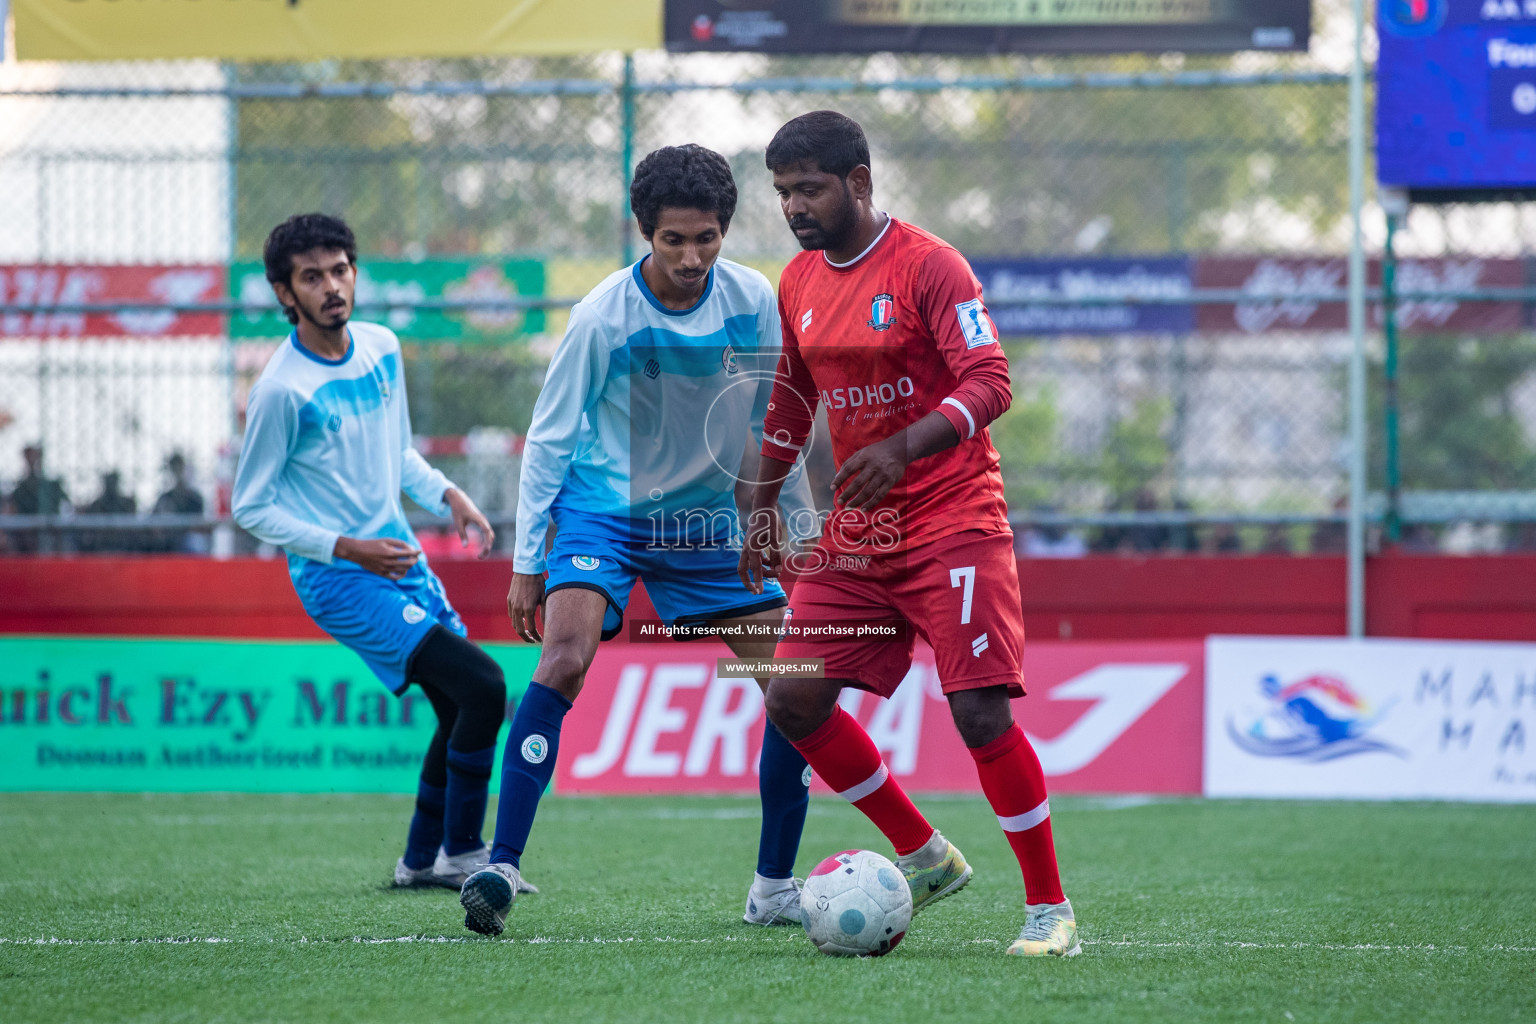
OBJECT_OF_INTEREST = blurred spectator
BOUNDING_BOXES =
[1016,507,1087,558]
[1509,523,1536,552]
[7,443,71,554]
[1166,498,1197,553]
[1098,488,1172,554]
[1259,523,1293,555]
[79,470,139,553]
[149,452,208,553]
[1201,522,1244,555]
[1309,496,1347,554]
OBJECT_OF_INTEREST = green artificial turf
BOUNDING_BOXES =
[0,793,1531,1023]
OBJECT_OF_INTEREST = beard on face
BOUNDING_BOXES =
[296,293,351,331]
[787,180,857,252]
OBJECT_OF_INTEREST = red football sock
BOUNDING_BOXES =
[970,723,1066,905]
[791,706,934,856]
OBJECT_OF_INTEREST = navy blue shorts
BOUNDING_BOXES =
[545,507,786,641]
[290,558,466,694]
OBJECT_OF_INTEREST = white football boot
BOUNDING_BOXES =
[743,875,803,926]
[393,858,437,888]
[460,862,523,936]
[1006,899,1082,957]
[430,845,539,893]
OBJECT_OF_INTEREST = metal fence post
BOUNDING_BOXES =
[1346,0,1369,637]
[620,54,636,268]
[1383,207,1402,546]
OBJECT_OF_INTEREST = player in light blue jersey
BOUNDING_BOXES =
[459,146,818,936]
[234,214,534,894]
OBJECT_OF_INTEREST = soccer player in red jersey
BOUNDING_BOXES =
[739,110,1080,957]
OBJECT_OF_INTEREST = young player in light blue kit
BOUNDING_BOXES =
[234,214,534,893]
[459,146,818,936]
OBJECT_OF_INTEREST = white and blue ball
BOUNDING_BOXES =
[801,849,912,957]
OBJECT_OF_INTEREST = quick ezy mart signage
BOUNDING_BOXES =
[0,637,537,792]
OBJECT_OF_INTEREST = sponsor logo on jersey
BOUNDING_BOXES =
[644,358,661,379]
[866,293,897,332]
[971,632,990,657]
[722,343,739,375]
[819,377,916,411]
[326,413,342,433]
[571,555,601,571]
[402,604,427,625]
[521,734,549,764]
[801,308,813,332]
[955,298,998,349]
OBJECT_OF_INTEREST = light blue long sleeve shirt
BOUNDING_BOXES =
[233,321,454,570]
[515,258,814,574]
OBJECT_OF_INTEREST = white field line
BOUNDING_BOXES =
[3,936,1534,953]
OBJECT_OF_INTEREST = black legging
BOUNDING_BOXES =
[407,625,507,786]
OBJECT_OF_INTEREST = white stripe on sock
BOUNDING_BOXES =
[836,763,890,803]
[997,798,1050,832]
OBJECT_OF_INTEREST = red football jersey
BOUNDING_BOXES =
[762,218,1014,555]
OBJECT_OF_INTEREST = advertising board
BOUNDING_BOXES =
[556,640,1205,795]
[1378,0,1536,194]
[1206,636,1536,801]
[667,0,1310,53]
[0,637,538,793]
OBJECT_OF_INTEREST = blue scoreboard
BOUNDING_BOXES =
[1377,0,1536,197]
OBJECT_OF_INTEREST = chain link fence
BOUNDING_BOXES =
[1,51,1532,557]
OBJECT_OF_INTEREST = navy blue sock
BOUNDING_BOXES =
[403,779,446,869]
[490,682,572,867]
[443,745,495,856]
[756,719,811,879]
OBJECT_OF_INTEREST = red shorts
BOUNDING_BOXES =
[776,529,1026,698]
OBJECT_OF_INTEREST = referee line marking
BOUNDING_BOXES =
[3,936,1534,953]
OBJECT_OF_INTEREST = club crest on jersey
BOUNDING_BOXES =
[722,343,739,374]
[867,293,897,332]
[326,413,342,433]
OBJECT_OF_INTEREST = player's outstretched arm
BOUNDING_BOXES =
[506,571,547,644]
[445,487,495,558]
[831,411,959,511]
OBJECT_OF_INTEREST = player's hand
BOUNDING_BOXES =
[831,435,908,511]
[738,506,784,595]
[445,487,495,559]
[507,572,547,644]
[334,536,420,580]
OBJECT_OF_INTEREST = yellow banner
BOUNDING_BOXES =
[15,0,662,61]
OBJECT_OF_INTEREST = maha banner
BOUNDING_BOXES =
[1206,636,1536,802]
[555,640,1204,795]
[0,637,538,793]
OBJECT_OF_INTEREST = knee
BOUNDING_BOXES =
[462,652,506,720]
[948,686,1014,749]
[764,682,833,743]
[533,643,590,701]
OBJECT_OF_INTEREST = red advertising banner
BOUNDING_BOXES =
[0,265,225,337]
[1195,256,1526,334]
[554,640,1204,796]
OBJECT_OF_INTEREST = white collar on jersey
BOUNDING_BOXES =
[823,213,892,269]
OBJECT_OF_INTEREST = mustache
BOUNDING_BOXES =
[789,217,822,232]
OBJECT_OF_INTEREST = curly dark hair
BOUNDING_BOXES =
[765,110,870,179]
[629,145,738,239]
[263,214,357,324]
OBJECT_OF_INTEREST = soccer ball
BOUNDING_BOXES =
[801,849,913,957]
